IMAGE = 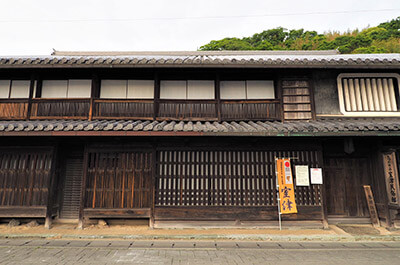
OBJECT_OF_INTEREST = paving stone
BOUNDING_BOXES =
[277,242,305,249]
[381,242,400,248]
[236,241,260,248]
[172,241,196,248]
[255,242,282,249]
[215,241,238,248]
[87,241,112,248]
[151,241,174,248]
[108,241,133,248]
[24,240,51,246]
[129,241,154,248]
[193,241,216,248]
[3,239,31,246]
[46,240,70,247]
[65,240,91,247]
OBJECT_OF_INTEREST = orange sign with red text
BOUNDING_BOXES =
[276,159,298,214]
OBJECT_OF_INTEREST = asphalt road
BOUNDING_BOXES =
[0,239,400,264]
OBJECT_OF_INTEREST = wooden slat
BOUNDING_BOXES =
[155,149,321,208]
[84,150,153,212]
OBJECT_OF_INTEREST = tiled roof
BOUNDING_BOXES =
[1,119,400,136]
[0,50,399,68]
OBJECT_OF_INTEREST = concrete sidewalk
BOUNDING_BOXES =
[1,222,400,241]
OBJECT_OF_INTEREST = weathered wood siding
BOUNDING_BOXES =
[281,79,314,120]
[0,148,53,216]
[84,150,152,210]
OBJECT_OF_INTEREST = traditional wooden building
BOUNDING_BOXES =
[0,50,399,228]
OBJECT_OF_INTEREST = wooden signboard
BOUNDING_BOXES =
[363,185,380,227]
[382,151,400,206]
[276,159,297,214]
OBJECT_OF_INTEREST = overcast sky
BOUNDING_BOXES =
[0,0,399,55]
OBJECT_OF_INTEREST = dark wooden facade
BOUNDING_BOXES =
[0,58,399,228]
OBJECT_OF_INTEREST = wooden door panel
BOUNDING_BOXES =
[325,157,371,217]
[85,151,152,209]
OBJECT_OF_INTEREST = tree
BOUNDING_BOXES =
[198,17,400,54]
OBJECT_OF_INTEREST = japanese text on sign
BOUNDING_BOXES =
[276,159,298,214]
[383,152,400,205]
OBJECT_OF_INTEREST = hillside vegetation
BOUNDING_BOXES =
[199,17,400,53]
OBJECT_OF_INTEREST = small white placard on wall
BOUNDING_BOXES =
[295,165,309,186]
[310,168,323,184]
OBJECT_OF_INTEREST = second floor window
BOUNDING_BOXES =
[160,80,215,99]
[100,80,154,99]
[40,80,91,98]
[0,80,30,98]
[220,80,275,100]
[337,73,400,115]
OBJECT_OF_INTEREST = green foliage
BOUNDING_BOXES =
[199,17,400,54]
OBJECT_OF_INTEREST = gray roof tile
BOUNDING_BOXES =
[0,51,398,68]
[1,119,400,136]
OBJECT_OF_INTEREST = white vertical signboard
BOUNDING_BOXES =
[295,165,310,186]
[310,168,323,184]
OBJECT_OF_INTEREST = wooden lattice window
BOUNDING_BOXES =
[156,149,321,207]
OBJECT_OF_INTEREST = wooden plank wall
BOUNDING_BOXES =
[282,79,314,120]
[84,151,152,209]
[0,150,53,207]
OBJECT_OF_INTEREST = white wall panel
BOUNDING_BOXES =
[0,80,10,98]
[67,80,91,98]
[187,80,214,99]
[128,80,154,99]
[246,80,274,99]
[220,81,246,99]
[41,80,68,98]
[160,80,186,99]
[100,80,127,98]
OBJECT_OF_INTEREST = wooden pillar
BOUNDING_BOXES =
[45,145,58,229]
[153,72,160,120]
[317,143,329,229]
[78,147,89,229]
[308,76,317,121]
[26,74,35,120]
[149,148,157,228]
[276,76,284,122]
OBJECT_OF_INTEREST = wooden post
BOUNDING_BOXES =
[149,148,157,228]
[308,76,317,121]
[77,147,89,229]
[317,144,329,229]
[277,76,284,122]
[26,74,35,120]
[88,74,98,121]
[153,72,160,120]
[45,145,58,229]
[215,73,221,121]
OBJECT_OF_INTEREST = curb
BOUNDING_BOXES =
[1,233,400,242]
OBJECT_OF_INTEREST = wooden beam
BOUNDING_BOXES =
[83,208,151,218]
[154,206,323,221]
[0,206,47,218]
